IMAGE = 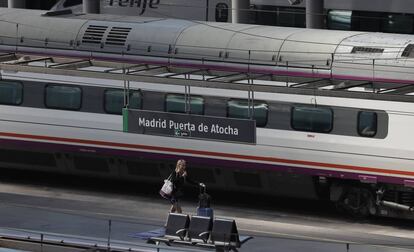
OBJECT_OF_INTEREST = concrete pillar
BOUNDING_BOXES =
[8,0,25,8]
[306,0,324,29]
[83,0,100,14]
[232,0,250,24]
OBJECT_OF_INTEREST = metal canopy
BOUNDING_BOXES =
[1,53,414,103]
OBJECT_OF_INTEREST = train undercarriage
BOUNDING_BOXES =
[328,180,414,219]
[0,144,413,220]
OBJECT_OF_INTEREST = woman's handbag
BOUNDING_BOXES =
[159,174,173,197]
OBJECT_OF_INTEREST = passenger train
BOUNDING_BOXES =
[1,7,414,219]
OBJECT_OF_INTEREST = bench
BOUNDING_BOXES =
[148,213,252,252]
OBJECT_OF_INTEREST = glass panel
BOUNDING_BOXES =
[165,94,204,115]
[381,14,413,34]
[63,0,82,7]
[129,91,142,109]
[353,11,381,32]
[227,100,268,127]
[328,10,352,30]
[255,5,278,26]
[105,89,142,114]
[0,81,23,105]
[292,106,333,133]
[215,3,229,22]
[278,7,306,28]
[105,89,124,114]
[45,85,81,110]
[358,111,377,137]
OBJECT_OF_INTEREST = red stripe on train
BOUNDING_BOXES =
[0,131,413,177]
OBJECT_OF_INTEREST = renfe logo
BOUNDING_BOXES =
[108,0,160,15]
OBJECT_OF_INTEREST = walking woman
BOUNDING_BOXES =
[164,159,204,213]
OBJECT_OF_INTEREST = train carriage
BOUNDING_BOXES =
[0,8,414,218]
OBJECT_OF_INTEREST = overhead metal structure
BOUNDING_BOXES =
[1,52,414,103]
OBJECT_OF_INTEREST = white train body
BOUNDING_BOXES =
[0,8,414,217]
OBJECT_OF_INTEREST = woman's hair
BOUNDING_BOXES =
[175,159,186,174]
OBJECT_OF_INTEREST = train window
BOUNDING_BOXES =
[253,5,305,27]
[327,10,352,30]
[0,81,23,105]
[165,94,204,115]
[353,11,381,32]
[63,0,82,7]
[291,106,333,133]
[216,3,229,22]
[278,7,305,28]
[254,5,278,26]
[45,85,81,110]
[227,99,268,127]
[358,111,377,137]
[104,89,142,114]
[381,14,413,34]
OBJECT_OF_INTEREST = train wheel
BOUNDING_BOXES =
[336,187,375,218]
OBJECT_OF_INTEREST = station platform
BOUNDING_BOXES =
[0,182,412,252]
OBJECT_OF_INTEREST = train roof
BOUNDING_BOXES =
[0,7,414,68]
[0,8,377,62]
[1,8,414,103]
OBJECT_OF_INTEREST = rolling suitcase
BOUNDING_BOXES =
[197,207,214,218]
[196,185,214,218]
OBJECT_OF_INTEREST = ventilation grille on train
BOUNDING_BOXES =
[82,25,108,44]
[402,44,414,57]
[105,27,132,46]
[351,46,384,54]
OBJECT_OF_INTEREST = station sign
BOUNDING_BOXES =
[123,109,256,144]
